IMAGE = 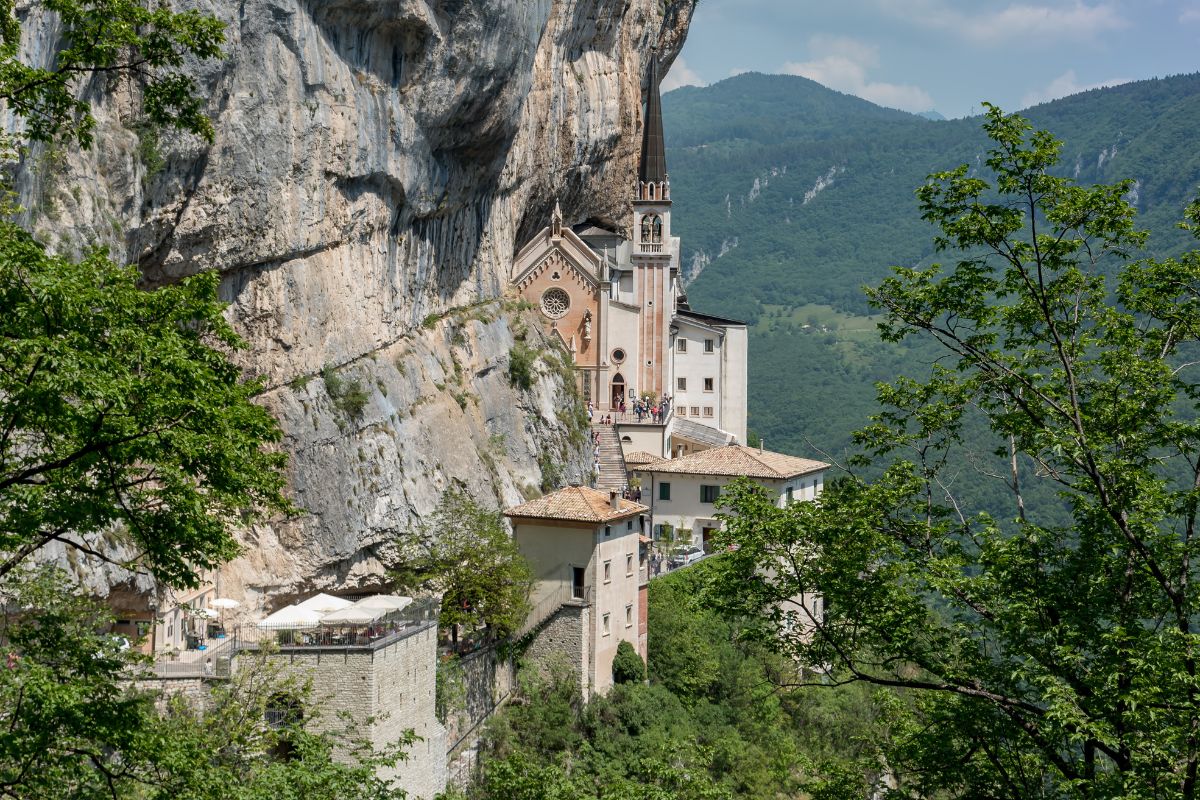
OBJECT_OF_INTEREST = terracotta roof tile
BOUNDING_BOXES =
[633,445,829,480]
[505,485,648,524]
[622,450,663,465]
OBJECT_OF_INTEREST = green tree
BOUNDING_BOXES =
[611,640,646,685]
[392,490,532,646]
[0,225,291,586]
[0,0,225,146]
[709,106,1200,798]
[0,567,411,800]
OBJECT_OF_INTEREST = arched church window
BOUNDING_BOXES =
[540,287,570,319]
[641,214,663,244]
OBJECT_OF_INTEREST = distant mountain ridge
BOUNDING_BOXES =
[662,71,1200,469]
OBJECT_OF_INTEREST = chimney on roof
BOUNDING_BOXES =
[760,440,764,453]
[609,490,620,511]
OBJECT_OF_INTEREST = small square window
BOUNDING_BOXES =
[603,561,611,583]
[704,339,714,353]
[703,378,714,392]
[659,482,671,501]
[602,613,611,635]
[625,604,633,626]
[690,406,700,416]
[703,407,714,417]
[677,339,687,352]
[701,484,720,503]
[678,407,687,416]
[677,377,687,391]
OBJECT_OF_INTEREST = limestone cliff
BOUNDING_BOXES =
[15,0,695,604]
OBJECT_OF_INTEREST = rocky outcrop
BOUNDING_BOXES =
[15,0,695,603]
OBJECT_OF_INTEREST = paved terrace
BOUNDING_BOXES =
[150,597,439,679]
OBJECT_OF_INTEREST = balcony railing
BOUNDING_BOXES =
[638,243,664,254]
[515,583,593,640]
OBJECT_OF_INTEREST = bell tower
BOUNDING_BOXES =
[632,50,675,399]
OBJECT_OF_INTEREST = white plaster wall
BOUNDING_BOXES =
[617,424,667,457]
[672,319,724,431]
[720,325,748,444]
[590,525,641,696]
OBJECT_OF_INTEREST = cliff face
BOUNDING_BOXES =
[18,0,694,603]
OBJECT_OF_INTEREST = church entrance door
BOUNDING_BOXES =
[611,373,626,410]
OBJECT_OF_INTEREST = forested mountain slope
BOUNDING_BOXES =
[665,72,1200,466]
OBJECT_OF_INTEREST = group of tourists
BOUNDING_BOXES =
[586,396,672,424]
[632,395,671,423]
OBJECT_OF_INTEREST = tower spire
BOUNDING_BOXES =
[638,50,667,184]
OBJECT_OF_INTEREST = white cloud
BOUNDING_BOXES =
[877,0,1126,44]
[1019,69,1129,107]
[782,35,934,113]
[661,57,704,92]
[1182,5,1200,23]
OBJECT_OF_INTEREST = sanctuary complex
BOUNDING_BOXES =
[504,55,829,701]
[510,55,747,459]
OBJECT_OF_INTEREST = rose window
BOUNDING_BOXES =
[541,288,570,319]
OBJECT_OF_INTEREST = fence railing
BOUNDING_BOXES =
[601,408,673,426]
[148,597,441,677]
[515,583,592,640]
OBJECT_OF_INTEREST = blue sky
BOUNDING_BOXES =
[665,0,1200,117]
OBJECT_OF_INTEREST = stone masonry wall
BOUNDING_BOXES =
[524,603,590,701]
[273,623,447,799]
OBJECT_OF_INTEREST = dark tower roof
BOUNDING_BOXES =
[638,51,667,185]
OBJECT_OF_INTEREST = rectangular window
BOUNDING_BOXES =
[677,377,687,391]
[703,377,714,392]
[572,567,586,599]
[659,482,671,501]
[678,407,687,416]
[605,525,611,537]
[626,554,634,576]
[704,338,714,353]
[625,604,634,627]
[703,406,714,417]
[786,486,794,504]
[691,406,700,416]
[677,339,687,352]
[603,561,611,583]
[627,519,633,530]
[602,613,611,635]
[701,484,721,503]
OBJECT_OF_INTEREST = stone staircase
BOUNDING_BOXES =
[592,424,628,492]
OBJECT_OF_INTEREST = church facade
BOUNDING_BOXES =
[510,55,747,458]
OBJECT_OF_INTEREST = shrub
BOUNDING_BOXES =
[322,365,369,420]
[508,342,537,390]
[612,640,646,684]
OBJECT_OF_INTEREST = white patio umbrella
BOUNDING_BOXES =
[257,605,323,630]
[351,595,413,613]
[320,606,385,625]
[295,593,354,613]
[209,598,240,610]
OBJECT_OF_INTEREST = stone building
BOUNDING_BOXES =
[273,624,446,798]
[505,485,648,700]
[633,444,829,552]
[510,53,748,455]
